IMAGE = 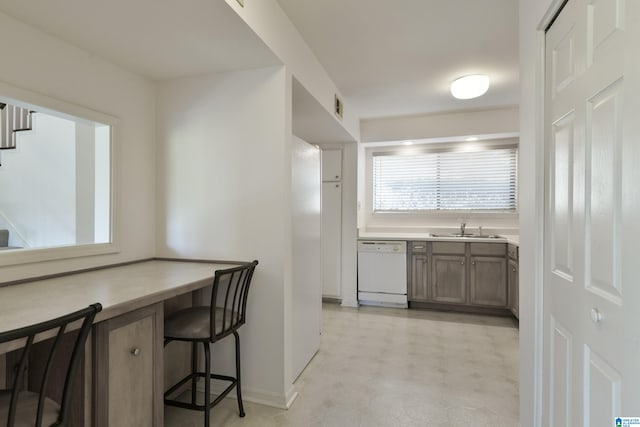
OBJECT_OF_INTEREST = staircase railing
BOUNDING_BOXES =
[0,102,35,166]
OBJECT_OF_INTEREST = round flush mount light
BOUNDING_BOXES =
[450,74,490,99]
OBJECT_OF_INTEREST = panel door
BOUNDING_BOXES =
[470,256,507,307]
[321,181,342,298]
[409,253,429,302]
[321,148,342,182]
[430,255,466,304]
[544,0,640,424]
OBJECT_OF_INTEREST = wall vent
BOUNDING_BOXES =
[334,95,343,120]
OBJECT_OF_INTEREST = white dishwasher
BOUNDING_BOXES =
[357,240,408,308]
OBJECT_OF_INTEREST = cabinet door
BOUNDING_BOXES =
[409,253,429,302]
[321,181,342,298]
[321,149,342,181]
[94,304,163,427]
[508,259,519,318]
[470,256,507,307]
[430,255,466,304]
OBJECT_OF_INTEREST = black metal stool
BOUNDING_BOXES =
[164,260,258,426]
[0,303,102,427]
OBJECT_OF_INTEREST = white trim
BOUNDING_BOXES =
[0,242,120,266]
[197,381,299,410]
[529,1,567,426]
[0,80,118,126]
[340,298,359,308]
[532,28,547,427]
[0,80,120,266]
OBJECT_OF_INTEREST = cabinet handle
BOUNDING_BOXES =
[512,268,517,272]
[335,175,339,179]
[414,245,425,249]
[460,261,464,265]
[335,184,340,188]
[131,348,141,357]
[471,261,475,265]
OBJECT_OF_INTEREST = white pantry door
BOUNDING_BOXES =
[544,0,640,425]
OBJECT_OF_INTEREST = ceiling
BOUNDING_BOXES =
[276,0,519,119]
[0,0,519,123]
[0,0,280,80]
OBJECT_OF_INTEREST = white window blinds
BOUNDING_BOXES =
[373,146,518,212]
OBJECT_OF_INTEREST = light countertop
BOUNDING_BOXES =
[358,231,519,246]
[0,259,241,341]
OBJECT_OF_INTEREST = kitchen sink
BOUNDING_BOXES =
[431,233,503,239]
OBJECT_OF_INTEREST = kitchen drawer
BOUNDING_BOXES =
[470,242,506,256]
[508,244,518,260]
[410,241,428,253]
[432,242,465,255]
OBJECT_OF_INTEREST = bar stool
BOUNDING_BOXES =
[0,303,102,427]
[164,260,258,426]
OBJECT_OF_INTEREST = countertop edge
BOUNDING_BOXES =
[358,233,520,246]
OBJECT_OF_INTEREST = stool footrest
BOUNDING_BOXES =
[164,372,238,411]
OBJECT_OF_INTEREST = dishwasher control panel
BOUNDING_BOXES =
[358,241,406,253]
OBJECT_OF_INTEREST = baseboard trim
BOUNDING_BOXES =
[195,381,298,409]
[340,298,359,308]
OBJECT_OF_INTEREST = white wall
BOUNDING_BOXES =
[519,0,556,426]
[0,11,156,280]
[155,66,296,407]
[360,106,519,143]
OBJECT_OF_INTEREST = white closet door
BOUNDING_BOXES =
[543,0,640,424]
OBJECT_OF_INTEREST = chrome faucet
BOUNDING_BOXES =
[460,222,466,236]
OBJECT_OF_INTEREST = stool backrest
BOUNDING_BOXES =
[0,303,102,427]
[210,261,258,341]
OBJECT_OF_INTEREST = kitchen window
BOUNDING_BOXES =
[372,145,518,212]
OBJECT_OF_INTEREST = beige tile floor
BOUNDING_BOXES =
[165,303,520,427]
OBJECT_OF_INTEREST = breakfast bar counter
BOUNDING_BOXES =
[0,258,244,426]
[0,259,241,342]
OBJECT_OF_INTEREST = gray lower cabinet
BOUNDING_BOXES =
[470,256,508,307]
[94,303,163,427]
[508,255,519,319]
[408,240,513,314]
[431,255,467,304]
[409,252,430,301]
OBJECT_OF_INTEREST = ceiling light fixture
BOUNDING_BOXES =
[465,136,479,142]
[450,74,490,100]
